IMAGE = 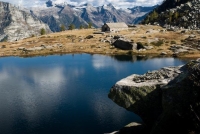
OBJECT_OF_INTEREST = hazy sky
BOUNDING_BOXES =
[1,0,163,8]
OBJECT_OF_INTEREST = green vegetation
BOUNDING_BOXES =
[151,40,164,46]
[1,36,8,42]
[79,25,83,29]
[68,24,75,30]
[88,22,93,29]
[40,28,46,35]
[1,45,6,48]
[60,24,66,31]
[141,0,190,25]
[171,41,176,44]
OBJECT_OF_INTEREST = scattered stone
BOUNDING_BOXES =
[57,44,63,48]
[138,49,146,51]
[144,45,154,50]
[85,35,94,39]
[17,47,25,50]
[132,43,137,50]
[45,46,53,49]
[41,44,46,48]
[160,52,167,55]
[189,34,196,38]
[25,48,35,52]
[34,47,43,51]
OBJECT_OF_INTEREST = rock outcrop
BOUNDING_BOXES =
[0,2,51,42]
[142,0,200,30]
[112,38,133,50]
[109,59,200,134]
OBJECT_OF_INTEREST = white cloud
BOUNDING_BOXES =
[1,0,163,8]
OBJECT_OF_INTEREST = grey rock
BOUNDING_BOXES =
[45,46,54,49]
[160,52,167,55]
[109,60,200,134]
[17,47,25,50]
[112,38,133,50]
[85,35,94,39]
[144,45,154,50]
[132,43,138,50]
[189,34,196,38]
[175,48,188,53]
[34,47,44,51]
[0,1,51,42]
[24,48,35,52]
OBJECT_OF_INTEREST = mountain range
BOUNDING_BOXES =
[29,1,157,32]
[0,0,156,41]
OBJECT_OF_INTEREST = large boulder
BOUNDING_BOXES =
[112,38,133,50]
[109,59,200,134]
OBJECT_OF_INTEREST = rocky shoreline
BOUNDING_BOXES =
[108,59,200,134]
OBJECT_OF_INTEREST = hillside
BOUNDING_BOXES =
[142,0,200,30]
[0,25,200,58]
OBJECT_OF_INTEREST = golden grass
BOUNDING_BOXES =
[0,25,199,58]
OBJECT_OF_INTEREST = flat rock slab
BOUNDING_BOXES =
[116,66,182,87]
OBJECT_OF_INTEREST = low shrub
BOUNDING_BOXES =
[127,50,133,55]
[137,42,145,49]
[151,40,164,46]
[171,41,176,44]
[1,45,6,48]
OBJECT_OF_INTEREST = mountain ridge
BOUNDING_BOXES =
[29,1,156,32]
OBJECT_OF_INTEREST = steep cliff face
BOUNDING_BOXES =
[109,59,200,134]
[0,1,51,42]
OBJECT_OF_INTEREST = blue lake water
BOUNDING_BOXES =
[0,54,189,134]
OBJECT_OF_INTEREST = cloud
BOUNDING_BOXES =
[92,55,124,73]
[1,0,163,8]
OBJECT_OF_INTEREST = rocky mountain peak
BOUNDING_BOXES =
[102,3,115,10]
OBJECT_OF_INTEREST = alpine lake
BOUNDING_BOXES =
[0,54,189,134]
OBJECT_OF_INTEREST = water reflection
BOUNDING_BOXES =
[0,66,67,133]
[111,55,150,62]
[0,54,189,134]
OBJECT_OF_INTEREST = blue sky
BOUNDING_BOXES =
[1,0,163,8]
